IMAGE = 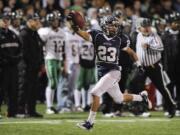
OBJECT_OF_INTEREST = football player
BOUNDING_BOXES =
[67,13,151,130]
[38,11,67,114]
[74,18,96,112]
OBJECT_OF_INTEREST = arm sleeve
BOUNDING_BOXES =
[88,29,100,45]
[148,34,164,51]
[38,28,48,42]
[121,34,131,51]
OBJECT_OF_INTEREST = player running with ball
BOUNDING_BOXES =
[67,11,151,130]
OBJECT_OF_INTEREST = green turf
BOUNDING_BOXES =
[0,104,180,135]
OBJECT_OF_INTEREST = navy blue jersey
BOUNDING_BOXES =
[89,30,128,79]
[118,33,133,68]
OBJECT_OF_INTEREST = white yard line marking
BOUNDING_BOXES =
[0,119,172,125]
[0,120,62,125]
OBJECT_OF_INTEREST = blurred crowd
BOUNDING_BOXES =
[0,0,180,118]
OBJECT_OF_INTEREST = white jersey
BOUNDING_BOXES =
[65,28,82,64]
[38,27,66,61]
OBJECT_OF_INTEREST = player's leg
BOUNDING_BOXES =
[77,70,121,130]
[106,73,147,104]
[45,60,59,114]
[74,66,84,111]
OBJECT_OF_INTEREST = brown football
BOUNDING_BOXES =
[70,11,85,29]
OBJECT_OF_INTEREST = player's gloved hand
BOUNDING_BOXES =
[134,61,144,73]
[67,12,79,32]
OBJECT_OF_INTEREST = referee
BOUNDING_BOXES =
[136,18,176,118]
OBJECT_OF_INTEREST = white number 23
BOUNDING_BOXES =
[98,46,117,62]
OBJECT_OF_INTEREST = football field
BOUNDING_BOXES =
[0,104,180,135]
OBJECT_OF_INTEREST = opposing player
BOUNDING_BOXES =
[38,11,67,114]
[67,12,151,130]
[74,19,96,111]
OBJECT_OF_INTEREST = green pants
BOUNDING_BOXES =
[45,59,62,90]
[76,66,96,90]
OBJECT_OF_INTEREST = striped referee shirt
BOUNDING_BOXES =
[136,32,164,66]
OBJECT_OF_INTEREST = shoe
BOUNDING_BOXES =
[140,112,151,117]
[167,105,175,118]
[59,108,71,114]
[83,105,90,112]
[50,107,58,114]
[77,121,93,131]
[175,110,180,117]
[16,114,27,118]
[46,109,55,114]
[6,112,16,118]
[75,107,84,112]
[140,91,152,109]
[28,112,43,118]
[103,113,115,118]
[164,112,169,116]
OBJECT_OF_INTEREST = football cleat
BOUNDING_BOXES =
[77,121,93,131]
[46,109,55,114]
[140,91,152,109]
[167,104,176,118]
[175,110,180,117]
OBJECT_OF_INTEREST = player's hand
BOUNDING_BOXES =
[67,12,80,32]
[134,61,144,73]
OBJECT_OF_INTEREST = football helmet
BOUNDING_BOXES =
[46,10,61,22]
[101,16,120,37]
[11,10,23,20]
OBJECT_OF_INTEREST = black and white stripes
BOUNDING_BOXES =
[136,32,164,66]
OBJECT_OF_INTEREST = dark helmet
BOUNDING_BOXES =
[98,7,111,17]
[0,12,11,19]
[97,7,111,24]
[101,15,119,37]
[113,10,123,19]
[11,10,23,20]
[27,13,40,20]
[46,10,61,22]
[165,12,180,23]
[140,18,151,27]
[152,18,166,26]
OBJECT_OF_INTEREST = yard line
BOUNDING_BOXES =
[0,119,172,125]
[0,120,62,125]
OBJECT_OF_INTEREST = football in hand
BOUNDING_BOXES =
[68,11,85,29]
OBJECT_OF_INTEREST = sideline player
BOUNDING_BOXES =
[38,11,67,114]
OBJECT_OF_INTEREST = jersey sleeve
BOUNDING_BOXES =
[88,29,101,45]
[38,28,49,42]
[120,34,131,51]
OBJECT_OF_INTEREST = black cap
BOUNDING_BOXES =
[140,18,151,27]
[0,12,11,19]
[26,13,40,20]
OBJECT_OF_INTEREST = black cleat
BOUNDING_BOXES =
[77,121,93,131]
[167,105,176,118]
[50,107,58,114]
[140,91,152,110]
[28,112,43,118]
